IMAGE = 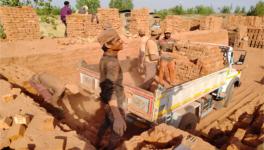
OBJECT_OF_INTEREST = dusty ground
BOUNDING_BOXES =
[0,34,263,149]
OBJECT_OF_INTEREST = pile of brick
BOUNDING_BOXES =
[200,16,223,31]
[121,123,215,150]
[247,28,264,49]
[0,6,40,40]
[205,99,264,149]
[224,16,264,29]
[0,79,95,150]
[174,43,225,83]
[161,16,191,33]
[67,8,122,37]
[129,8,150,35]
[228,26,248,49]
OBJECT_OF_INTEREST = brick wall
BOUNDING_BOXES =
[161,16,191,33]
[129,8,150,35]
[67,8,122,37]
[0,6,40,40]
[200,16,223,31]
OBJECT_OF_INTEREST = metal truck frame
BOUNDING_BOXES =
[79,42,246,131]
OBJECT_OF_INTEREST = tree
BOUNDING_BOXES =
[195,5,215,15]
[76,0,100,13]
[0,0,31,6]
[247,1,264,16]
[220,5,232,14]
[109,0,133,11]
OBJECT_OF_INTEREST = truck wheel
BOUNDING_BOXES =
[224,84,234,107]
[179,113,198,132]
[214,83,235,110]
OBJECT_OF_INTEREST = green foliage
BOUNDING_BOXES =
[34,0,58,29]
[234,6,246,14]
[195,5,215,15]
[0,23,6,39]
[155,5,214,19]
[0,0,31,6]
[170,5,185,15]
[220,5,232,14]
[109,0,133,11]
[247,1,264,16]
[76,0,100,14]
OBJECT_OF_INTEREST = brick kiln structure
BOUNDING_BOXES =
[129,8,150,35]
[224,16,264,29]
[161,16,192,33]
[66,8,122,37]
[0,6,40,40]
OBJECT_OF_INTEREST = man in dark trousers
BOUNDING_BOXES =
[95,29,127,149]
[60,1,72,37]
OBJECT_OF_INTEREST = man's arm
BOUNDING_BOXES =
[105,61,127,136]
[147,40,160,61]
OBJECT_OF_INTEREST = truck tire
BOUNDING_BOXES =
[214,82,235,110]
[179,113,198,132]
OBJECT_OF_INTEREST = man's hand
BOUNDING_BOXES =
[113,116,127,136]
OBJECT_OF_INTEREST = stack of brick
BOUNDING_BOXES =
[67,8,122,38]
[225,16,264,29]
[97,8,122,33]
[247,28,264,49]
[228,26,248,49]
[174,44,225,83]
[0,6,40,40]
[129,8,150,35]
[161,16,191,33]
[200,16,223,31]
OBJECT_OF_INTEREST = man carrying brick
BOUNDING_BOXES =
[95,29,127,149]
[60,1,72,37]
[138,29,149,74]
[140,29,161,90]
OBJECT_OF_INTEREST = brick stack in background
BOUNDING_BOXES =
[97,8,122,33]
[247,28,264,49]
[67,8,122,38]
[228,26,248,49]
[224,16,264,29]
[161,16,191,33]
[200,16,223,31]
[0,6,40,40]
[129,8,150,35]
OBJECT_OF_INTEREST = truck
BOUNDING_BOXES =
[79,42,246,131]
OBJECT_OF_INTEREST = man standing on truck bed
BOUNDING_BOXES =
[95,29,127,149]
[140,29,161,90]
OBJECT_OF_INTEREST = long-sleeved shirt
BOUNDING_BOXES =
[60,6,72,22]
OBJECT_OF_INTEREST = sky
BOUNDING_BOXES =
[53,0,260,11]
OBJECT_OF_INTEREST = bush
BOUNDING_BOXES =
[0,23,6,39]
[76,0,100,14]
[234,6,246,14]
[0,0,31,6]
[195,5,215,15]
[219,5,232,14]
[169,5,185,15]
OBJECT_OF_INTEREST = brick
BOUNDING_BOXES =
[7,124,26,142]
[0,116,13,129]
[41,117,55,131]
[13,114,31,126]
[233,128,246,141]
